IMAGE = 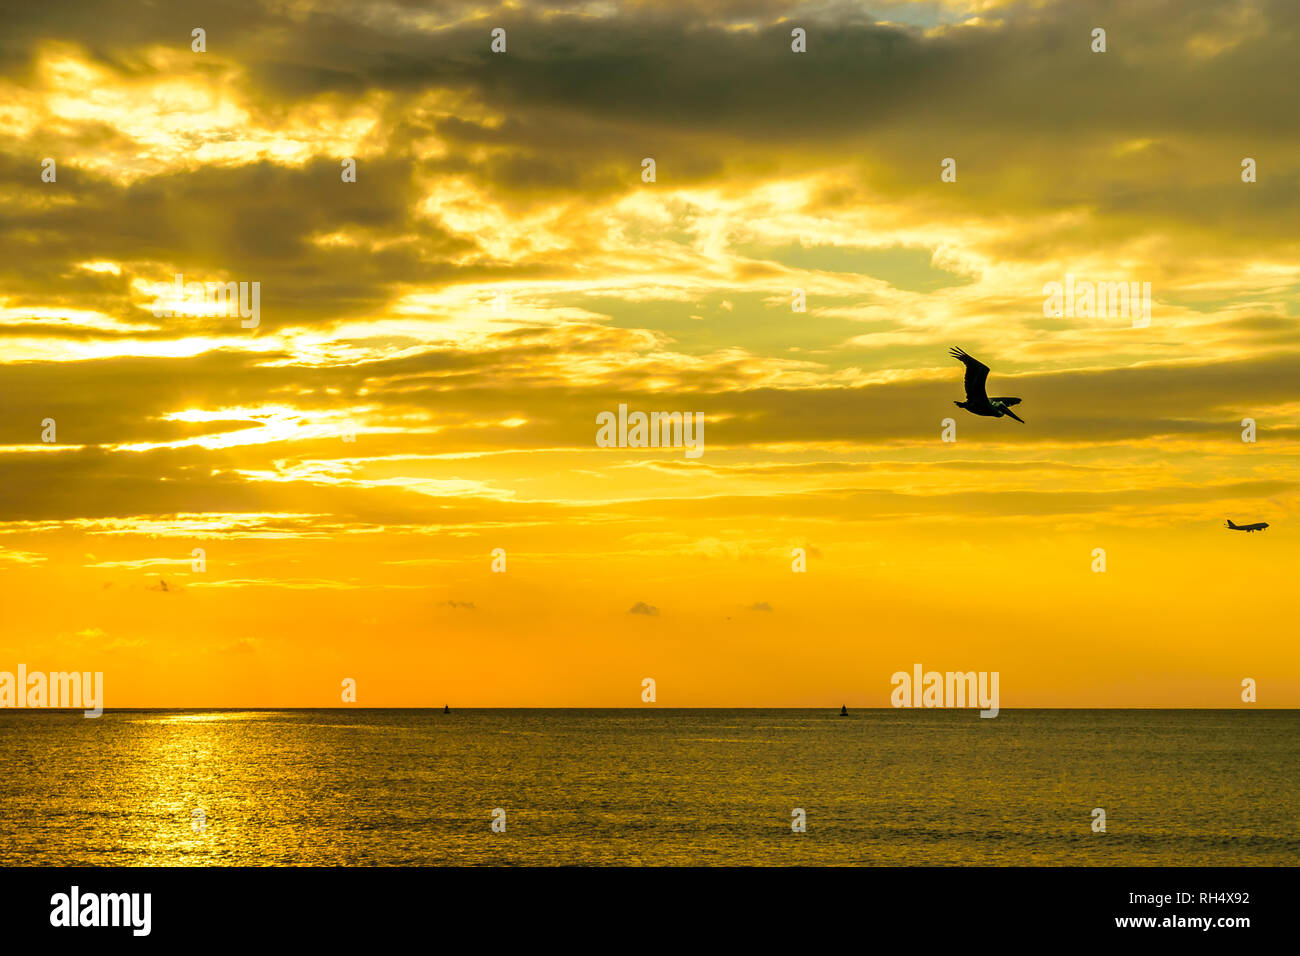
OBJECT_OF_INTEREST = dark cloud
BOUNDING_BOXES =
[0,156,476,330]
[5,342,1300,459]
[1,0,1298,542]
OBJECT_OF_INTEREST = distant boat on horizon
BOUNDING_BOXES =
[839,704,848,716]
[443,704,450,714]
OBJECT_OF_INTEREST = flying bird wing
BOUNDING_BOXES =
[949,348,990,401]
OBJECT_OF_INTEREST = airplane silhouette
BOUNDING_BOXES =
[1225,519,1269,532]
[949,348,1024,423]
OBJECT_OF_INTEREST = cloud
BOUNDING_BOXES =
[83,556,195,569]
[0,545,46,564]
[628,601,659,616]
[218,637,258,655]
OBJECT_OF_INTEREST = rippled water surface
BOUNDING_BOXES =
[1,709,1296,865]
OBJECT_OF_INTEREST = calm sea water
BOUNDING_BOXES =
[0,709,1295,866]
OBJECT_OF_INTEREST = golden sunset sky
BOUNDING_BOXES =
[1,0,1297,707]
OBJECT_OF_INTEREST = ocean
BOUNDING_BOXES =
[1,709,1295,866]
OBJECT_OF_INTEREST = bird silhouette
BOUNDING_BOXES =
[949,348,1024,423]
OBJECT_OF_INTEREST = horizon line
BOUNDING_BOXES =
[1,706,1294,712]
